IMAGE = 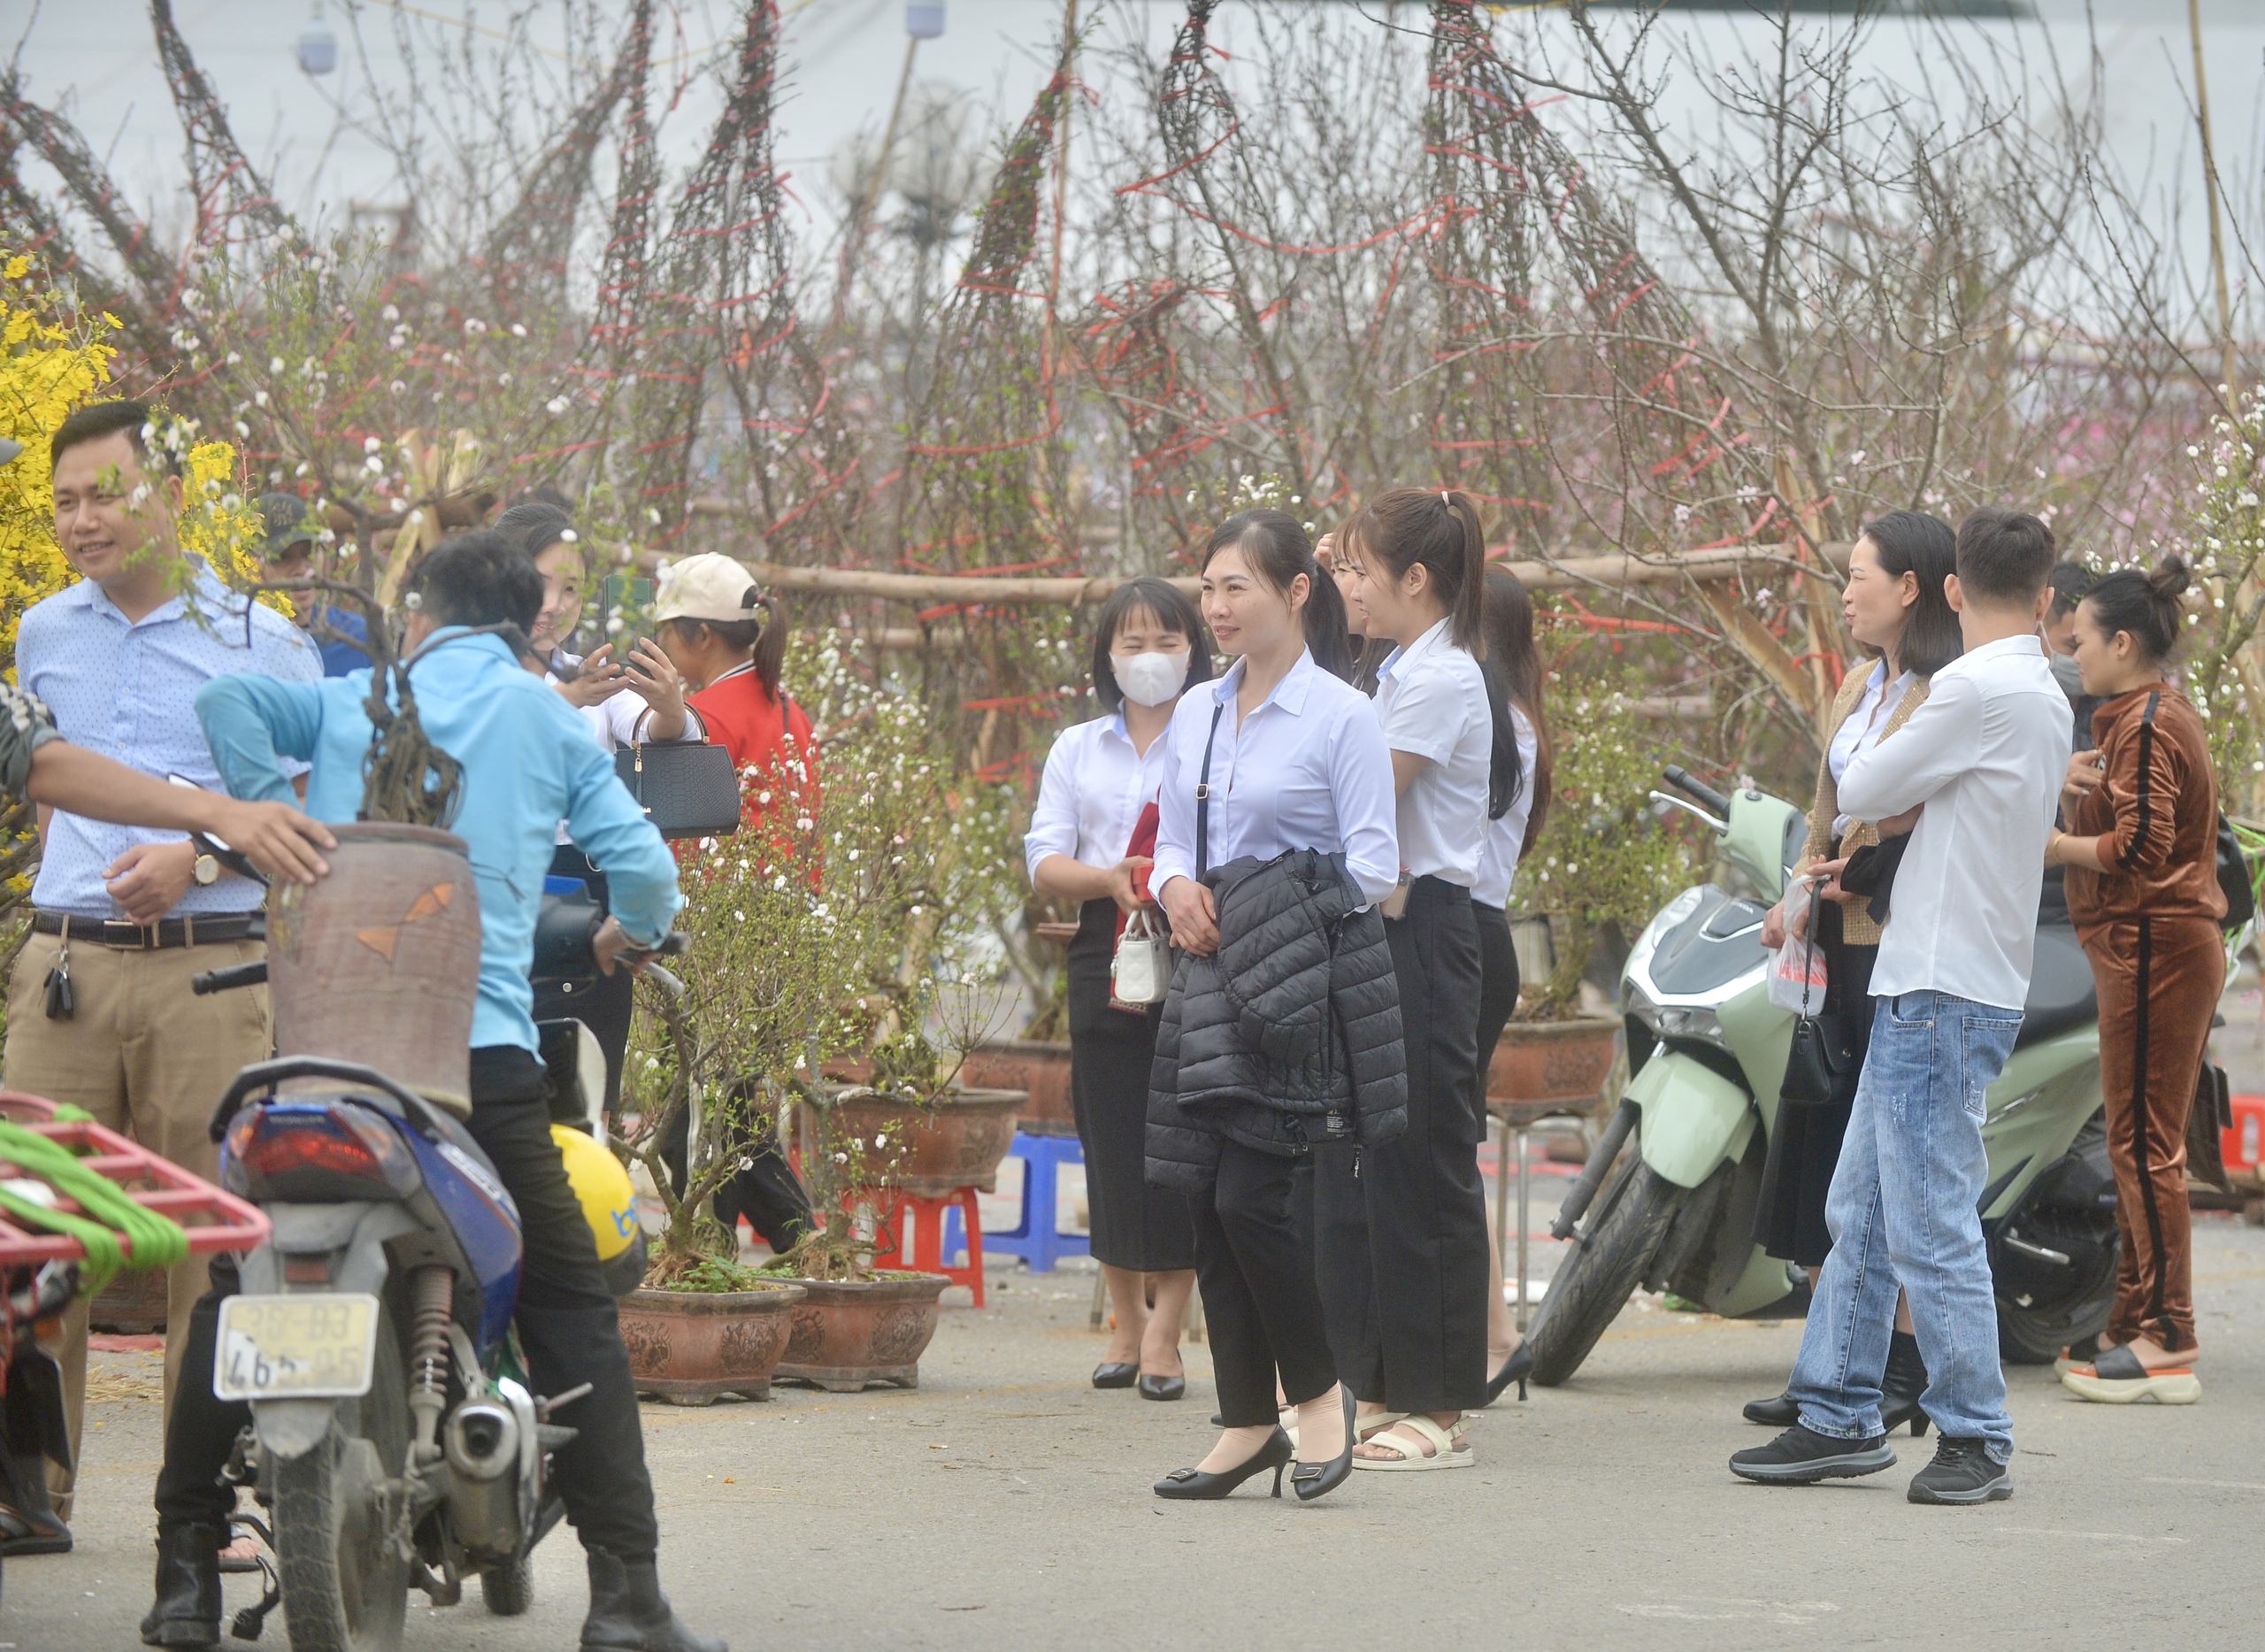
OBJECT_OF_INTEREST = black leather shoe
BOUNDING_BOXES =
[1092,1362,1139,1389]
[1138,1372,1186,1402]
[581,1551,727,1652]
[1155,1426,1294,1500]
[1290,1384,1358,1503]
[1481,1341,1533,1407]
[1729,1425,1897,1485]
[1743,1391,1799,1427]
[1877,1330,1932,1437]
[140,1519,221,1648]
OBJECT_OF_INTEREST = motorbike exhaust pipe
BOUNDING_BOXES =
[1550,1097,1639,1241]
[443,1401,524,1557]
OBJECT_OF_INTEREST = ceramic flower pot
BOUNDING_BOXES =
[959,1040,1076,1137]
[1487,1015,1624,1155]
[772,1271,948,1393]
[804,1087,1026,1199]
[617,1282,807,1405]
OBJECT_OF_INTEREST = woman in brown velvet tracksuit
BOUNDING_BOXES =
[2048,556,2223,1405]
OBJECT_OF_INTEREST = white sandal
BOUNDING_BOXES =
[1351,1414,1473,1471]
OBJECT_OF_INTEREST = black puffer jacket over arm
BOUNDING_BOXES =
[1145,849,1408,1193]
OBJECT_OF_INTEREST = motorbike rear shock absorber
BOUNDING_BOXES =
[406,1264,456,1463]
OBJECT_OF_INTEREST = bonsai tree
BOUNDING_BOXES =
[613,633,1022,1286]
[1511,667,1698,1018]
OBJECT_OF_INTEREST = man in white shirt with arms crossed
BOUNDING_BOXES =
[1731,508,2069,1505]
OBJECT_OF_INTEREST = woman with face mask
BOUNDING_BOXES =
[1027,579,1213,1400]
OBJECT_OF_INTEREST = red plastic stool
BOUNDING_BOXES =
[845,1187,985,1307]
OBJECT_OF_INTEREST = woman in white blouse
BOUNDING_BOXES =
[1326,488,1499,1472]
[1744,510,1962,1433]
[1027,578,1211,1401]
[1148,510,1391,1502]
[1470,569,1551,1399]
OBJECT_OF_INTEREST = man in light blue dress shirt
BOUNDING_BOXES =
[3,400,319,1539]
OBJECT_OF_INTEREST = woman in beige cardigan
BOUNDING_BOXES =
[1744,511,1963,1433]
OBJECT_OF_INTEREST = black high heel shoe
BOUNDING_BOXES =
[1289,1384,1358,1504]
[1138,1372,1186,1402]
[1092,1362,1139,1389]
[1877,1330,1931,1438]
[1482,1341,1533,1407]
[1154,1427,1294,1500]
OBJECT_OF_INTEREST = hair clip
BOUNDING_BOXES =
[558,528,578,542]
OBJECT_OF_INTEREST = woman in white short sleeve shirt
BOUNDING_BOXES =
[1026,578,1210,1402]
[1329,488,1502,1472]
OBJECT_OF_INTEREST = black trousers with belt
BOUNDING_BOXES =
[1195,1138,1340,1428]
[1314,878,1490,1415]
[155,1048,663,1561]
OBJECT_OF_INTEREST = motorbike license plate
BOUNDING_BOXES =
[214,1294,381,1402]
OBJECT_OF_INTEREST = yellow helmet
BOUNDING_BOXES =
[550,1124,639,1262]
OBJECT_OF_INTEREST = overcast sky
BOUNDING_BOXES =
[9,1,2261,276]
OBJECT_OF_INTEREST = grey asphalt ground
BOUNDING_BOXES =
[10,1172,2264,1651]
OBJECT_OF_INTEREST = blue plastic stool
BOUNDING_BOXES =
[946,1131,1090,1273]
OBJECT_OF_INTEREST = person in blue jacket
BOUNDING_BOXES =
[142,532,724,1652]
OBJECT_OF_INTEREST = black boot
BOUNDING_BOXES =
[581,1550,728,1652]
[1878,1330,1931,1437]
[139,1520,221,1648]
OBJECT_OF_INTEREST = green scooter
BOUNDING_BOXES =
[1524,765,2118,1387]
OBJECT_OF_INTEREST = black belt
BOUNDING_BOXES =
[32,911,264,949]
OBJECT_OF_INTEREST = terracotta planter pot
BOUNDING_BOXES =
[773,1272,948,1392]
[1486,1015,1622,1113]
[959,1040,1075,1136]
[806,1087,1026,1199]
[617,1283,807,1405]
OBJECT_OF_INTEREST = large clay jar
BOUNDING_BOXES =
[266,823,484,1112]
[806,1087,1025,1199]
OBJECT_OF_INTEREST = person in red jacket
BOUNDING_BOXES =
[650,553,817,1255]
[652,553,816,856]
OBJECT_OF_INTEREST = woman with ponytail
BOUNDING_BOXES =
[2048,556,2223,1405]
[1470,568,1551,1399]
[1144,509,1396,1505]
[1321,487,1499,1470]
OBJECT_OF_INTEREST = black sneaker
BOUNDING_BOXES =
[1729,1424,1897,1484]
[1906,1436,2012,1505]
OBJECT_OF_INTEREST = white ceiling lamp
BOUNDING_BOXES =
[296,3,338,76]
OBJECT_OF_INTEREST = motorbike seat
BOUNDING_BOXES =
[2016,926,2096,1049]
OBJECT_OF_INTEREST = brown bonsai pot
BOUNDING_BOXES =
[959,1040,1075,1136]
[618,1282,807,1405]
[805,1086,1026,1198]
[1487,1015,1622,1113]
[773,1271,948,1392]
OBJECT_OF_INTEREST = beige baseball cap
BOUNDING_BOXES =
[651,552,764,625]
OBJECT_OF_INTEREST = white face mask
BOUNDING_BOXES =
[1111,649,1189,707]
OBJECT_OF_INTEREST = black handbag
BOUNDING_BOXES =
[1778,883,1847,1108]
[612,711,743,841]
[2216,813,2255,933]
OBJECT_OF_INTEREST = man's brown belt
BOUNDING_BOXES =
[31,911,263,949]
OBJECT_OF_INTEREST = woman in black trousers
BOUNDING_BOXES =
[1027,579,1209,1398]
[1147,511,1401,1502]
[1322,488,1502,1471]
[1470,570,1550,1399]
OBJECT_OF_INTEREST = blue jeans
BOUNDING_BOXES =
[1788,990,2022,1462]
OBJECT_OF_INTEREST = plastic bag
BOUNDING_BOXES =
[1766,880,1829,1015]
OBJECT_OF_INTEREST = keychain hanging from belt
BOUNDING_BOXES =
[44,916,73,1020]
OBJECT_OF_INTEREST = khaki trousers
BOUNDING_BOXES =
[3,928,273,1522]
